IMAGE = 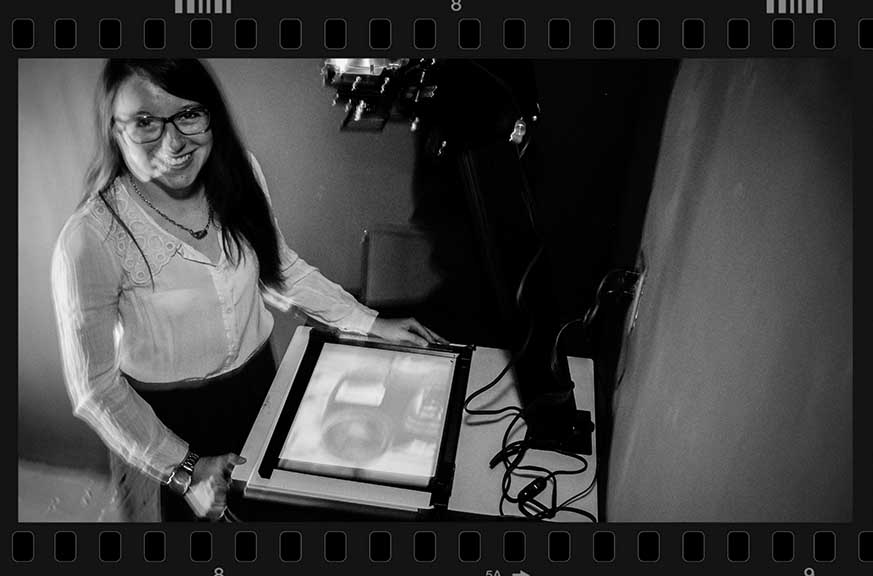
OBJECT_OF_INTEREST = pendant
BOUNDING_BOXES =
[191,229,207,240]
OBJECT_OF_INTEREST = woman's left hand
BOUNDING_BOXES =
[369,317,449,347]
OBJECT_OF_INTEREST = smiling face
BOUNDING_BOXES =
[112,74,213,198]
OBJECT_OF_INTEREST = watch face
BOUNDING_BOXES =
[170,470,192,495]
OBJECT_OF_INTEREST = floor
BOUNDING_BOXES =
[18,459,123,522]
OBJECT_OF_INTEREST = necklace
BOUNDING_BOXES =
[128,176,213,240]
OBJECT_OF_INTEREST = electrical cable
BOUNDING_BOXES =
[543,268,639,522]
[462,144,544,417]
[557,470,598,511]
[218,506,242,523]
[462,242,544,417]
[550,268,638,361]
[451,63,603,522]
[490,266,638,522]
[493,439,593,520]
[554,507,598,523]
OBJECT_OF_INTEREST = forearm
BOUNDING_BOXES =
[262,258,378,335]
[52,217,188,484]
[71,375,189,483]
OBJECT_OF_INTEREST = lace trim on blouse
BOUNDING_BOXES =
[89,179,182,286]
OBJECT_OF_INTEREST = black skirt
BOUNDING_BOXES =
[116,341,276,521]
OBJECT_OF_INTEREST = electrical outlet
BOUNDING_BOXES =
[626,252,647,337]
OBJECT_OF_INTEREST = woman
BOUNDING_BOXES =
[50,59,445,521]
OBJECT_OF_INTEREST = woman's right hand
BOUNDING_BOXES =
[185,453,246,520]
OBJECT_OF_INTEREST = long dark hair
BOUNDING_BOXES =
[83,59,284,290]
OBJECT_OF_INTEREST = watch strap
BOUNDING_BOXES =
[179,449,200,476]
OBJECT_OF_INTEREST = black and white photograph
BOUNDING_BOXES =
[17,57,851,523]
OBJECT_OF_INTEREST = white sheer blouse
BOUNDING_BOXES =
[50,153,378,483]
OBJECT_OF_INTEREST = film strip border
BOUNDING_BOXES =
[174,0,233,15]
[8,526,873,570]
[7,15,873,54]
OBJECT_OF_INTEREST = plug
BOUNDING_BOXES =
[518,477,548,502]
[627,252,647,336]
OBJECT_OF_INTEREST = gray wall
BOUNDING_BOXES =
[606,59,852,521]
[18,59,417,472]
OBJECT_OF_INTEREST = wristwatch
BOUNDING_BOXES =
[167,449,200,496]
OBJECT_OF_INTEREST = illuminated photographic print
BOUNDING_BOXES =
[278,343,455,487]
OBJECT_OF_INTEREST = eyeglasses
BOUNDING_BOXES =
[114,107,211,144]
